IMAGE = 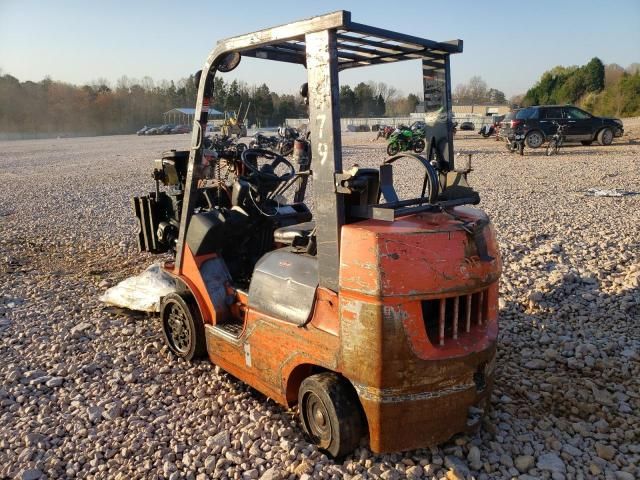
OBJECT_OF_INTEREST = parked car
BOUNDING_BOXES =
[170,124,191,134]
[496,112,514,141]
[137,125,160,135]
[157,124,176,135]
[499,105,624,148]
[459,121,475,131]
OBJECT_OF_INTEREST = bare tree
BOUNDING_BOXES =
[367,81,398,103]
[468,76,488,103]
[626,63,640,74]
[453,83,470,103]
[605,64,625,88]
[509,94,524,107]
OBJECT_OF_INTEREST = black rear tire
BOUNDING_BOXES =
[413,139,426,153]
[525,130,544,149]
[298,373,365,458]
[160,293,206,361]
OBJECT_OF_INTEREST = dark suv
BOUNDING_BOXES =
[499,105,624,148]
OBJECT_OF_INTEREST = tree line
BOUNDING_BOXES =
[521,58,640,117]
[0,72,424,137]
[453,76,507,105]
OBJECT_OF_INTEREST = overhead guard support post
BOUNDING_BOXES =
[306,29,344,292]
[443,54,455,169]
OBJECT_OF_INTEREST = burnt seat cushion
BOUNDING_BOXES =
[273,221,315,245]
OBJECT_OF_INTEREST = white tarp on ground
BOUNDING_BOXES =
[585,188,639,197]
[99,264,176,312]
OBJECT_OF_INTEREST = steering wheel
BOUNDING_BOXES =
[240,148,296,182]
[384,153,439,204]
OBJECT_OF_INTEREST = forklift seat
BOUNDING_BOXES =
[273,221,315,245]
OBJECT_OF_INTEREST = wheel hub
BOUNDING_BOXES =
[166,304,190,353]
[314,408,327,427]
[304,392,331,443]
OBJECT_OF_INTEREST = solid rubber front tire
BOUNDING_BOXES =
[160,293,206,361]
[298,373,365,458]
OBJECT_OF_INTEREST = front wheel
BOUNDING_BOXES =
[160,293,206,361]
[387,142,400,156]
[280,142,293,156]
[412,139,426,153]
[298,373,365,458]
[597,128,613,146]
[525,131,544,149]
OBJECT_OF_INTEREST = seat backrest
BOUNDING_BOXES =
[342,168,380,222]
[186,208,250,256]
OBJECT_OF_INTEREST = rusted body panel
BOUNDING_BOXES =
[204,309,341,406]
[340,207,501,297]
[339,207,501,452]
[356,346,495,452]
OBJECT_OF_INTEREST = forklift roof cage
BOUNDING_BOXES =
[178,10,463,291]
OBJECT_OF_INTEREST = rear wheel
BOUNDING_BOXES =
[160,293,206,360]
[298,373,365,458]
[413,139,426,153]
[546,139,558,156]
[387,142,400,156]
[525,130,544,149]
[597,128,613,146]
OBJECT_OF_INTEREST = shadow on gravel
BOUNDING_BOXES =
[492,271,638,475]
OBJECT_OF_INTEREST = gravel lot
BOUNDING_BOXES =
[1,120,639,480]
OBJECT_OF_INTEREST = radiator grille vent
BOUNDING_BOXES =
[421,289,488,346]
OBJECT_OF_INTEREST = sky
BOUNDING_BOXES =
[1,0,639,98]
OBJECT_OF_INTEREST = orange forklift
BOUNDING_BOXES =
[133,11,501,457]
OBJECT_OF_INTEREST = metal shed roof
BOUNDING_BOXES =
[164,107,223,116]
